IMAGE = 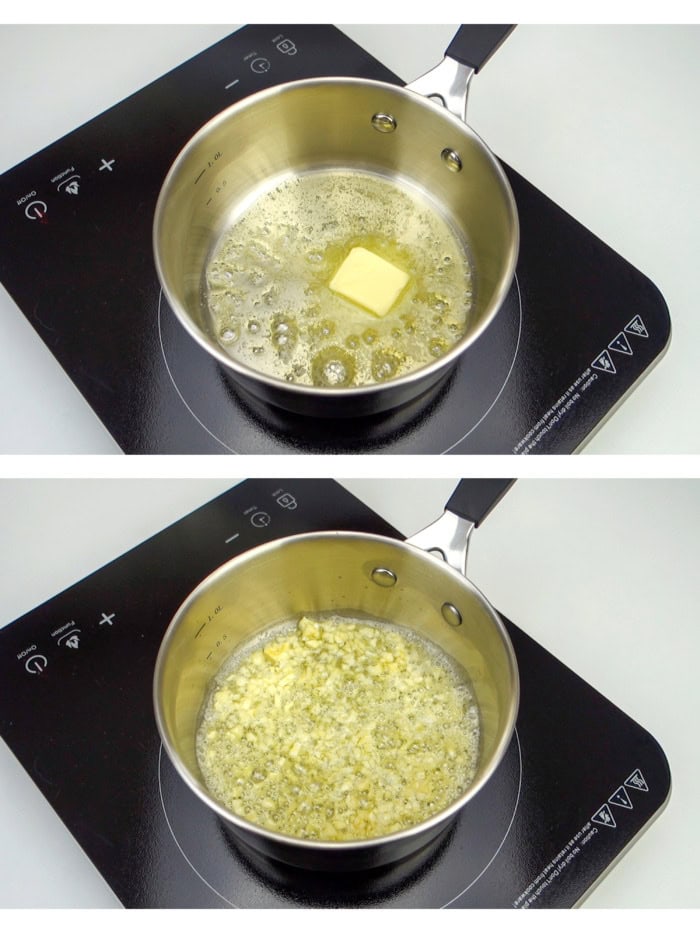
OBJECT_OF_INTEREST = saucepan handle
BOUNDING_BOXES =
[405,24,515,123]
[405,479,514,576]
[445,478,515,527]
[445,25,516,73]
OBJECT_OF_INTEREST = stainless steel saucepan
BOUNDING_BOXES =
[153,479,519,871]
[153,26,519,417]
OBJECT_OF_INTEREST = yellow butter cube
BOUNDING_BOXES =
[329,247,409,316]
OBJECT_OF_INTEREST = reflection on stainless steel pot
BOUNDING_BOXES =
[153,479,519,871]
[153,26,519,417]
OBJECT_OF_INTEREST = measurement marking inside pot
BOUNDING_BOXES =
[194,169,206,185]
[195,623,206,639]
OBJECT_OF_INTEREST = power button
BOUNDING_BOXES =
[25,654,48,674]
[24,200,48,222]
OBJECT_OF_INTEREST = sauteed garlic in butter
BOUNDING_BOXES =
[196,615,480,841]
[205,170,474,388]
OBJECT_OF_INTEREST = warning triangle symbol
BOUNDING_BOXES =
[609,785,633,809]
[624,315,649,339]
[592,803,616,828]
[624,768,649,792]
[592,349,616,374]
[609,332,633,356]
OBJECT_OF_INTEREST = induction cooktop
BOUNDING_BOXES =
[0,480,670,907]
[0,26,670,454]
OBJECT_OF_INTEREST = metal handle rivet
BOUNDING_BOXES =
[371,567,398,587]
[371,113,397,134]
[441,148,463,172]
[441,602,462,627]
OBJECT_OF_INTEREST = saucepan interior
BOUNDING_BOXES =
[154,532,519,870]
[153,78,519,415]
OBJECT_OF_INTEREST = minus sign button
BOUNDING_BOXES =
[225,533,240,544]
[225,79,240,90]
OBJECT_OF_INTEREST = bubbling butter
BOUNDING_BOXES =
[196,614,480,842]
[204,170,473,388]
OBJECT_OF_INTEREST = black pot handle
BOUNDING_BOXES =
[445,25,516,73]
[446,479,515,527]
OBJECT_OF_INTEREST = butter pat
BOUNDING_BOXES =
[329,246,409,317]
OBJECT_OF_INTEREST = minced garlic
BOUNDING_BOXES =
[196,615,479,841]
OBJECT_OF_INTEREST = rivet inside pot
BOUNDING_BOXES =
[371,567,398,587]
[441,602,463,626]
[371,112,397,133]
[441,148,463,172]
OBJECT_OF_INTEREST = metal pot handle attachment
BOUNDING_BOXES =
[406,478,514,577]
[406,24,515,123]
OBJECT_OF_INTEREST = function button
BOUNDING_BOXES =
[56,174,81,196]
[52,622,82,650]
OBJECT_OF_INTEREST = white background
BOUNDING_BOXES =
[0,476,698,908]
[0,23,699,453]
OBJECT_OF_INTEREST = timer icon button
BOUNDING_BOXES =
[250,57,271,74]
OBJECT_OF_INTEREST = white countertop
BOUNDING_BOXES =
[0,24,699,454]
[0,477,698,908]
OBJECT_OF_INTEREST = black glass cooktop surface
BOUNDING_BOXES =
[0,26,670,454]
[0,481,670,907]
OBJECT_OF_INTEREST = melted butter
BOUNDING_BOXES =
[204,170,473,387]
